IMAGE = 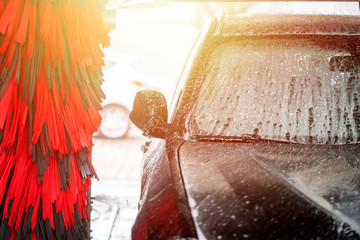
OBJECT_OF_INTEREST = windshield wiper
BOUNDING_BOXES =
[192,134,261,142]
[191,134,293,144]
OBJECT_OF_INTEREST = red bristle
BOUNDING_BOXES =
[0,1,5,16]
[0,79,13,130]
[14,0,30,44]
[26,2,37,59]
[20,105,29,133]
[31,69,48,144]
[0,157,15,204]
[0,34,11,54]
[44,41,50,67]
[0,0,19,35]
[31,182,40,230]
[39,2,52,41]
[49,12,57,68]
[55,13,63,63]
[6,41,16,67]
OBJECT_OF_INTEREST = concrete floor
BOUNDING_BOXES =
[90,127,145,240]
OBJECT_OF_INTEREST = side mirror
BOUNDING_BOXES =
[129,90,169,139]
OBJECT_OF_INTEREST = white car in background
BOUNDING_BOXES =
[97,50,174,139]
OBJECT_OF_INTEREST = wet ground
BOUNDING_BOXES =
[90,127,145,240]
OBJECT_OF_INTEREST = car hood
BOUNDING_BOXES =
[178,141,360,239]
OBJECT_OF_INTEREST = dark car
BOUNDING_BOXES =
[129,13,360,239]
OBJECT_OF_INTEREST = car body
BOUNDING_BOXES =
[130,13,360,239]
[97,50,174,139]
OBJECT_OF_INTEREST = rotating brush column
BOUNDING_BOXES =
[0,0,110,239]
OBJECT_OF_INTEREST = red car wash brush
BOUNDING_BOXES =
[0,0,110,238]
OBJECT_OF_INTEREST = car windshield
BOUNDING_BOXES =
[191,36,360,144]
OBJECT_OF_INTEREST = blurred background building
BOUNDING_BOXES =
[104,1,358,85]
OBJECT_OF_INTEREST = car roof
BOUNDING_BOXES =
[218,14,360,36]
